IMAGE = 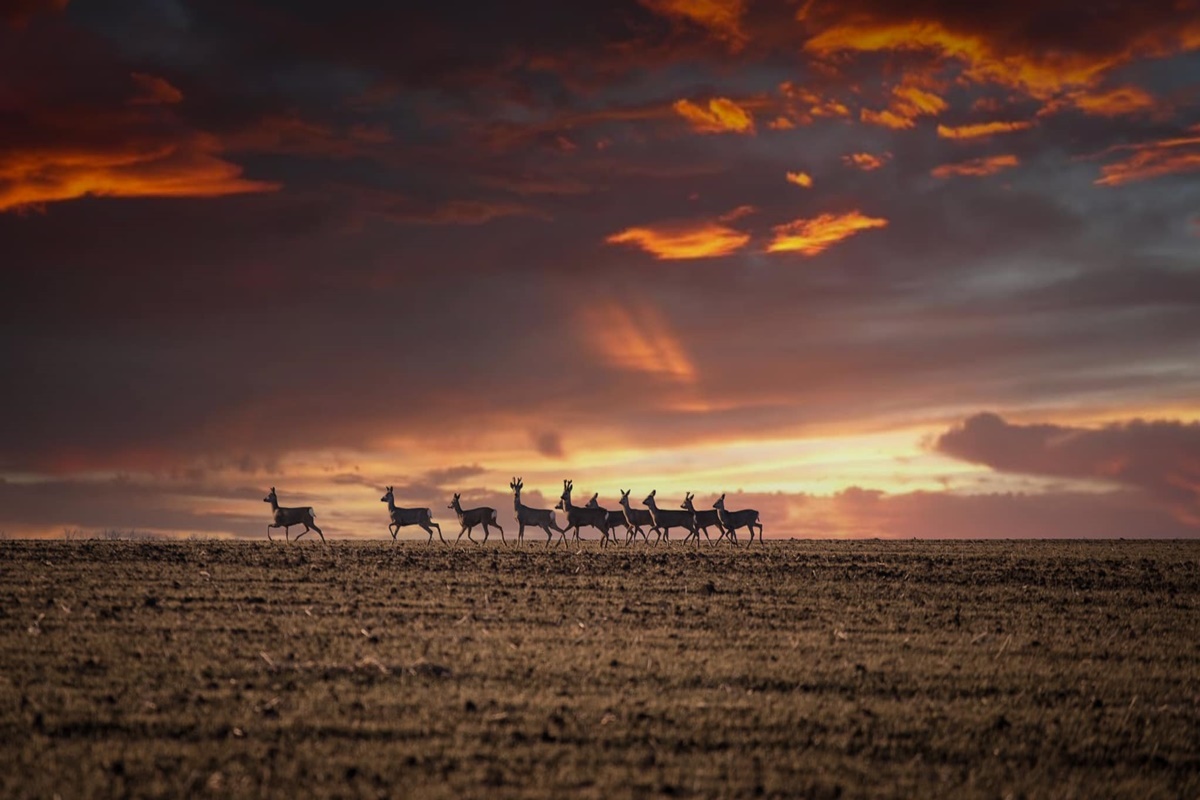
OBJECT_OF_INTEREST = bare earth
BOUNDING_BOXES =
[1,540,1198,799]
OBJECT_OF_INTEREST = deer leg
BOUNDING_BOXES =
[480,523,490,543]
[311,523,326,545]
[267,524,274,542]
[431,522,445,544]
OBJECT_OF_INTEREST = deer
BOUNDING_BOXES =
[509,478,567,545]
[448,493,504,544]
[380,486,444,544]
[556,480,612,545]
[263,487,325,544]
[681,492,727,544]
[586,492,643,544]
[713,493,763,545]
[617,489,656,543]
[642,490,697,544]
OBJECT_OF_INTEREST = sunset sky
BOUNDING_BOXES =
[3,0,1199,539]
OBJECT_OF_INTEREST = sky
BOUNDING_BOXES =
[2,0,1199,540]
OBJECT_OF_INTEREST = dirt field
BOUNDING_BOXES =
[1,539,1198,799]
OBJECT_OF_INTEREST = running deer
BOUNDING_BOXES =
[510,478,567,545]
[617,489,655,543]
[713,494,763,544]
[448,493,504,544]
[642,490,697,543]
[556,480,612,545]
[586,492,644,543]
[380,486,444,544]
[263,487,325,544]
[681,492,727,544]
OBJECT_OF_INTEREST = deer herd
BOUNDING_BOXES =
[263,480,763,546]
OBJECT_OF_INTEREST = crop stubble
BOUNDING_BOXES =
[1,540,1197,798]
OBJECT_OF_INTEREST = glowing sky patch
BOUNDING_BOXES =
[931,154,1019,179]
[673,97,755,134]
[766,211,889,256]
[786,171,813,187]
[842,152,890,170]
[606,214,751,259]
[937,120,1034,139]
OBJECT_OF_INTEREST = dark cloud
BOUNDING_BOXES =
[532,431,566,459]
[936,413,1200,520]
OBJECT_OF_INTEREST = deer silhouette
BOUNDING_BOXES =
[617,489,656,543]
[556,480,612,545]
[642,490,697,543]
[381,486,443,544]
[509,478,566,545]
[448,493,504,544]
[713,493,762,545]
[682,492,727,544]
[263,487,324,544]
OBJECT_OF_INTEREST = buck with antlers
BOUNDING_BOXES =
[713,494,763,544]
[510,478,567,545]
[616,489,655,543]
[448,493,504,544]
[682,492,727,544]
[642,490,697,543]
[556,480,612,545]
[380,486,443,544]
[263,487,325,544]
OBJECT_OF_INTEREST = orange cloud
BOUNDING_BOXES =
[931,154,1019,179]
[129,73,183,105]
[581,301,697,383]
[860,81,948,130]
[778,82,851,126]
[1094,133,1200,186]
[806,19,1118,100]
[801,8,1200,119]
[673,97,755,134]
[1069,85,1157,117]
[718,204,756,222]
[0,135,280,213]
[767,211,888,256]
[842,152,890,171]
[937,120,1034,139]
[607,221,750,260]
[786,171,813,188]
[640,0,748,51]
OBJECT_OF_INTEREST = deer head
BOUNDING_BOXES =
[585,493,600,508]
[380,486,394,503]
[448,493,461,509]
[643,490,656,506]
[712,493,727,509]
[681,492,695,511]
[263,487,277,504]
